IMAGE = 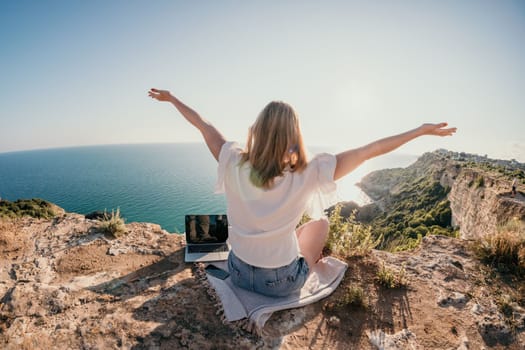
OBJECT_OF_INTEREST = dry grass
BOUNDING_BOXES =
[474,217,525,276]
[99,208,127,238]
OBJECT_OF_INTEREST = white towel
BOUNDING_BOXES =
[204,256,348,331]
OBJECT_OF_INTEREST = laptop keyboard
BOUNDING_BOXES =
[188,244,229,254]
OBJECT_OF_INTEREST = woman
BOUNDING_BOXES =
[148,88,456,297]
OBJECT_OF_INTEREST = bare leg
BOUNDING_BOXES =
[296,217,329,269]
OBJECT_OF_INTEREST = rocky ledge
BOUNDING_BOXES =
[1,210,524,349]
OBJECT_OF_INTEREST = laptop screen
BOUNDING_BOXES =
[185,215,228,244]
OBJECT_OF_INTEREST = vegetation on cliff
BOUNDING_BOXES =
[355,153,457,252]
[323,203,381,258]
[348,150,524,253]
[373,175,455,251]
[0,198,57,219]
[464,160,525,184]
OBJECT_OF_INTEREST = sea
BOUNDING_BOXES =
[0,143,418,232]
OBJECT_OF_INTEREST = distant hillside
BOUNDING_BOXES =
[435,149,525,173]
[343,150,525,251]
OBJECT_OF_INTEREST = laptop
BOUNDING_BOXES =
[184,214,231,263]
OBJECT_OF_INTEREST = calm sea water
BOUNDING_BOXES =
[0,143,417,232]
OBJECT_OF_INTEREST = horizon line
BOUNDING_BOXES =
[0,141,426,157]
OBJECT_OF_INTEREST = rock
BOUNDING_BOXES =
[471,303,483,315]
[437,292,470,308]
[477,318,514,346]
[1,202,525,349]
[84,211,106,220]
[327,315,340,328]
[457,336,469,350]
[449,168,525,240]
[367,329,421,350]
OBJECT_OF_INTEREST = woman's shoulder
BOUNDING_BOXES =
[296,153,336,178]
[218,142,246,171]
[219,141,243,158]
[308,152,336,166]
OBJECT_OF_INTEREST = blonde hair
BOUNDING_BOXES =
[241,101,307,188]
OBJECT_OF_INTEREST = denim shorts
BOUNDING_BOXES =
[227,251,310,297]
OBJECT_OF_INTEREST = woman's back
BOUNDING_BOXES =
[216,141,337,268]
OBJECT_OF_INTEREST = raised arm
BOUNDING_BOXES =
[148,88,226,161]
[333,123,456,181]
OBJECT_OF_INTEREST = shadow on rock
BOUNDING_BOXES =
[86,248,184,300]
[85,250,248,348]
[129,265,244,349]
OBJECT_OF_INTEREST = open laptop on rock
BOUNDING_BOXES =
[184,214,230,263]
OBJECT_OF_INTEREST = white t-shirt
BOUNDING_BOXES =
[215,141,338,268]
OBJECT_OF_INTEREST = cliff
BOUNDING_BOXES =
[1,202,525,349]
[356,151,525,243]
[448,168,525,240]
[1,151,525,349]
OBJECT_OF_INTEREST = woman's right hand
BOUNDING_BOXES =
[147,87,226,161]
[148,88,173,102]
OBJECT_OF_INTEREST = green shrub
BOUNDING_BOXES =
[0,198,56,219]
[375,261,408,288]
[414,225,429,237]
[99,208,127,238]
[430,225,458,237]
[325,204,381,257]
[337,285,366,308]
[474,175,485,188]
[388,235,422,252]
[297,213,312,227]
[511,169,525,179]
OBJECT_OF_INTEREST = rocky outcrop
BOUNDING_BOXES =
[372,235,525,349]
[448,168,525,240]
[1,210,524,349]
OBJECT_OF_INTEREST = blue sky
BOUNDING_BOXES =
[1,0,524,161]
